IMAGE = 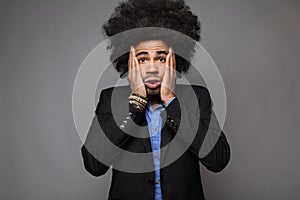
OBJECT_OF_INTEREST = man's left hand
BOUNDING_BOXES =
[161,48,176,106]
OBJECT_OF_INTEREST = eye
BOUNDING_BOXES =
[157,57,166,62]
[138,58,147,63]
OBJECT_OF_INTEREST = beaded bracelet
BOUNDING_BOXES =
[131,93,148,101]
[128,95,148,105]
[129,100,146,111]
[128,93,148,112]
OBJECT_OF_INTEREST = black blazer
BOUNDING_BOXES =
[81,84,230,200]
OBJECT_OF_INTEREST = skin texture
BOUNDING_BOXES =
[127,40,176,108]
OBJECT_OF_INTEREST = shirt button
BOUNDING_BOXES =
[120,124,125,129]
[155,180,160,184]
[153,152,158,158]
[152,127,157,131]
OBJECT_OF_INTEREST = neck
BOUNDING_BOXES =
[148,95,161,109]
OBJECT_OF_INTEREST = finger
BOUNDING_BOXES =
[164,48,172,81]
[169,48,176,92]
[170,47,173,66]
[171,48,176,77]
[133,50,139,79]
[131,46,136,81]
[163,48,171,83]
[172,48,176,69]
[173,50,177,91]
[166,48,171,72]
[165,48,170,68]
[133,56,143,89]
[133,56,140,77]
[169,48,174,77]
[128,46,133,81]
[132,47,144,91]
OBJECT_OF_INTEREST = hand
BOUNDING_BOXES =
[127,46,147,97]
[161,48,176,105]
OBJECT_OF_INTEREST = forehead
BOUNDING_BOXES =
[134,40,169,52]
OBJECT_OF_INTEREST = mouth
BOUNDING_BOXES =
[144,79,161,89]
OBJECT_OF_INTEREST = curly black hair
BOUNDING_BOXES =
[102,0,201,78]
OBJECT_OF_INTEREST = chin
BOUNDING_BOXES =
[146,87,160,97]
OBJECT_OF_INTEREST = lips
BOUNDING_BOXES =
[144,79,161,89]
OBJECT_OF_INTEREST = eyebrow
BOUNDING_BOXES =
[135,50,168,57]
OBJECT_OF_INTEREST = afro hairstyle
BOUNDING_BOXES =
[102,0,201,78]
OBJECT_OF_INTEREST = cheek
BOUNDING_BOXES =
[159,67,165,76]
[140,69,147,78]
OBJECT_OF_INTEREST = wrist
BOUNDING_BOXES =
[128,93,148,112]
[161,94,175,106]
[132,88,147,98]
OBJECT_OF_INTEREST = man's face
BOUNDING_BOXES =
[134,40,169,96]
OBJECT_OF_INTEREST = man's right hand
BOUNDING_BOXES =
[127,46,147,97]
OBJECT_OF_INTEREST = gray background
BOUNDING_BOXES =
[1,0,299,199]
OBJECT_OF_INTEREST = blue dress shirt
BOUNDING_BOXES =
[145,97,176,200]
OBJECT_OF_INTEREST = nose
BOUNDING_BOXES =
[146,62,159,75]
[146,71,158,76]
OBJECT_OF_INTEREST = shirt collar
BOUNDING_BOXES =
[147,101,164,113]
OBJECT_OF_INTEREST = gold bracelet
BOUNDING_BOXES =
[129,100,145,111]
[128,95,148,105]
[131,93,148,101]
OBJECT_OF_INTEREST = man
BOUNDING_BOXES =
[81,0,230,199]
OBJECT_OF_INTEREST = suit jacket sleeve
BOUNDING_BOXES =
[164,86,231,172]
[81,88,146,176]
